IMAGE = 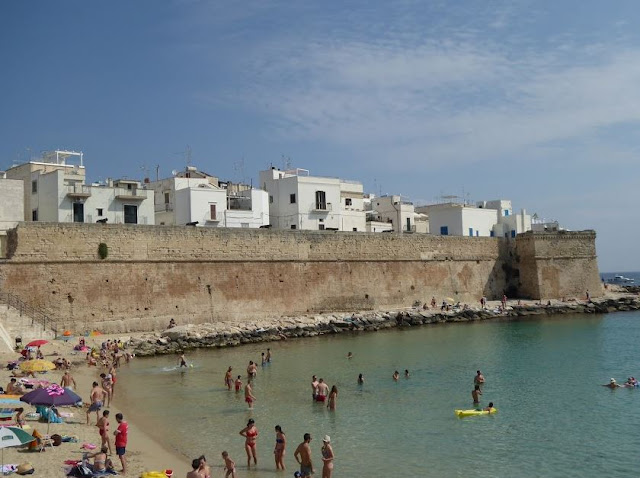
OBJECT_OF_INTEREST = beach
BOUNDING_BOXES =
[0,338,191,478]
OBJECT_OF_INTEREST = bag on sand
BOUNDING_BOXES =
[66,464,92,478]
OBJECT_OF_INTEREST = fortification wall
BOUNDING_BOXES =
[0,223,601,333]
[516,230,601,299]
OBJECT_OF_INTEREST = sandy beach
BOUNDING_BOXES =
[0,336,191,478]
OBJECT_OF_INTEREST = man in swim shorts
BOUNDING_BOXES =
[315,378,329,402]
[472,385,482,404]
[114,413,128,474]
[96,410,112,454]
[311,375,318,400]
[294,433,314,477]
[474,370,485,385]
[87,381,106,425]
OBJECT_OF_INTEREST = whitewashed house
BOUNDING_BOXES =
[364,195,428,234]
[420,199,531,238]
[0,172,24,257]
[151,167,269,228]
[4,151,154,225]
[259,167,365,231]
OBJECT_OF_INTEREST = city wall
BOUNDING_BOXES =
[0,223,601,333]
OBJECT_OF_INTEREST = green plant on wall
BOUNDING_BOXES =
[98,242,108,260]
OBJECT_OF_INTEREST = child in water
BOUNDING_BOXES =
[235,375,243,392]
[222,451,236,478]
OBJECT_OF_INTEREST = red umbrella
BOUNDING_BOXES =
[26,340,48,348]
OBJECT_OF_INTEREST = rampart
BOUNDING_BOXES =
[0,223,601,333]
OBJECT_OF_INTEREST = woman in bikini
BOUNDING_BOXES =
[239,419,258,467]
[321,435,334,478]
[86,446,114,473]
[274,425,286,470]
[327,385,338,411]
[199,455,211,478]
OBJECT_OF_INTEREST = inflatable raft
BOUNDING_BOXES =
[455,408,497,417]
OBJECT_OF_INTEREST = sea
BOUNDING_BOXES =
[600,271,640,283]
[117,303,640,477]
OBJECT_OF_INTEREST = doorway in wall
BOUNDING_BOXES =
[124,205,138,224]
[73,202,84,223]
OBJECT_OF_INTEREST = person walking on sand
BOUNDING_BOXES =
[239,418,258,467]
[327,386,338,411]
[225,367,233,390]
[86,381,105,425]
[60,370,77,390]
[113,412,128,474]
[472,385,482,405]
[96,410,112,455]
[274,425,286,470]
[294,433,314,477]
[100,373,112,407]
[245,381,257,409]
[501,294,507,309]
[474,370,485,385]
[222,451,236,478]
[321,435,334,478]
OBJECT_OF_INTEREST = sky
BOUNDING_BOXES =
[1,1,638,272]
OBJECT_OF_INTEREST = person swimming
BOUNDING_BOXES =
[357,374,364,384]
[483,402,496,413]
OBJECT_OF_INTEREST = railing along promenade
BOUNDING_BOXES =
[0,291,58,337]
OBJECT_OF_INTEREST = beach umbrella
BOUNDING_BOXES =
[19,360,55,373]
[25,340,49,348]
[20,385,82,433]
[0,426,36,472]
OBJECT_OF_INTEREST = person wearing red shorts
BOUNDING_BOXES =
[244,382,256,409]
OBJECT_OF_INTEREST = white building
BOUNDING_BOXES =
[420,199,531,238]
[364,195,428,234]
[259,167,366,231]
[0,173,24,257]
[151,167,269,228]
[4,151,154,225]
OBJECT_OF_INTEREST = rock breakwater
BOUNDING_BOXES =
[130,296,640,357]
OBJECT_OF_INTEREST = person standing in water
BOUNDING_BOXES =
[327,386,338,411]
[321,435,334,478]
[404,369,410,378]
[311,375,319,400]
[225,367,233,390]
[392,371,399,381]
[245,381,257,409]
[247,361,257,379]
[316,379,329,402]
[266,348,272,363]
[357,374,364,384]
[474,370,485,385]
[239,419,258,467]
[234,375,243,392]
[178,352,187,368]
[274,425,286,470]
[472,385,482,405]
[294,433,314,478]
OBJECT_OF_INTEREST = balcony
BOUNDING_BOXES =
[66,184,91,198]
[155,204,174,213]
[114,188,148,201]
[310,203,332,213]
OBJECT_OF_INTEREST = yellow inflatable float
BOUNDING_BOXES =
[454,408,498,417]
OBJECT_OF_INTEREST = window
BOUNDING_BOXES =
[353,228,357,232]
[210,204,217,220]
[269,196,273,204]
[31,180,37,194]
[440,226,448,236]
[511,230,516,238]
[127,183,133,190]
[490,231,495,237]
[319,224,325,230]
[345,198,352,206]
[97,208,103,216]
[504,209,509,216]
[164,192,170,204]
[469,228,473,237]
[476,231,479,237]
[290,193,296,204]
[290,225,297,230]
[124,205,138,224]
[315,190,326,210]
[319,219,324,223]
[32,209,38,221]
[241,223,250,228]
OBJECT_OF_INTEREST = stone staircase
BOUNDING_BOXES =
[0,293,57,353]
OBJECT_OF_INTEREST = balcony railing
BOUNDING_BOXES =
[114,188,148,200]
[310,203,332,212]
[65,184,91,198]
[155,204,174,213]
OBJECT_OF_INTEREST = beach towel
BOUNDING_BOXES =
[0,465,17,474]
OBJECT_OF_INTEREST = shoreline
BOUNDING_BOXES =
[130,291,640,357]
[0,337,192,478]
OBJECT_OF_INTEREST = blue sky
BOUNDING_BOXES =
[1,1,638,271]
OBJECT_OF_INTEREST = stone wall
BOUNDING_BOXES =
[0,223,601,333]
[516,230,601,299]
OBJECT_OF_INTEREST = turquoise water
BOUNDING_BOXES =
[117,312,640,477]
